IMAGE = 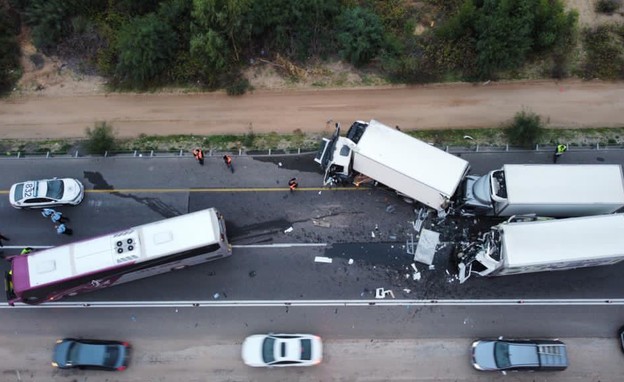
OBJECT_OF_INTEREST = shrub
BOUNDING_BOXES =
[0,5,21,95]
[596,0,621,14]
[336,6,385,66]
[225,75,252,96]
[582,25,624,80]
[505,110,544,148]
[85,122,117,154]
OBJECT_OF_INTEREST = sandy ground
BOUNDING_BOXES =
[1,80,624,139]
[1,1,623,140]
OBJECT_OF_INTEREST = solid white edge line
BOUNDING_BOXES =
[2,243,327,250]
[3,299,624,308]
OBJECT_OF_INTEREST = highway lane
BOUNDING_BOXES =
[1,150,624,303]
[0,305,623,381]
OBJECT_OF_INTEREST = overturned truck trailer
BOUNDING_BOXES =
[456,214,624,283]
[314,120,470,211]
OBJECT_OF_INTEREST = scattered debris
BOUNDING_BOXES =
[249,271,256,278]
[348,258,354,265]
[386,205,396,213]
[371,231,375,238]
[278,162,283,167]
[428,264,435,270]
[413,228,441,265]
[411,263,418,272]
[403,288,411,294]
[314,256,333,264]
[412,208,429,232]
[312,219,331,228]
[375,288,395,299]
[412,272,421,281]
[213,293,220,299]
[464,135,474,140]
[284,226,294,233]
[318,191,322,195]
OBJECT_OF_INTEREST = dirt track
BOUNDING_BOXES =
[1,80,623,139]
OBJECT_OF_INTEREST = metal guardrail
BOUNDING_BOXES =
[3,143,624,159]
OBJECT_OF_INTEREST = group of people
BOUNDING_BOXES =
[193,149,235,174]
[42,208,73,235]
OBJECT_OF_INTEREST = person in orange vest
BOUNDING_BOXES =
[192,148,204,165]
[288,177,299,192]
[223,155,234,173]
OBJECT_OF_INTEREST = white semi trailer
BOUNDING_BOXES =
[314,120,470,211]
[460,164,624,217]
[456,214,624,283]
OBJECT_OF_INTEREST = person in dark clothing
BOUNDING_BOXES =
[0,232,9,247]
[223,155,234,173]
[193,148,205,165]
[288,178,299,192]
[553,144,567,163]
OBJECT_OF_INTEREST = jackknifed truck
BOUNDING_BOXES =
[314,120,470,212]
[456,214,624,283]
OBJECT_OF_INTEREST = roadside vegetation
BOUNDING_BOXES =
[8,0,624,93]
[3,112,624,157]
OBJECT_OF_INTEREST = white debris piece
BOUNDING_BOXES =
[375,288,395,299]
[412,272,421,281]
[318,191,322,195]
[411,263,418,272]
[284,226,294,233]
[278,162,283,167]
[348,258,354,265]
[371,231,375,238]
[403,288,411,294]
[413,228,441,265]
[314,256,333,264]
[213,293,220,299]
[429,264,435,270]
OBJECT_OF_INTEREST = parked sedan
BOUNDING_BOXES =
[52,338,131,371]
[471,337,567,372]
[242,333,322,367]
[9,178,84,208]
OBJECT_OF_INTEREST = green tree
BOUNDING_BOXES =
[114,13,177,87]
[336,6,384,66]
[0,4,21,95]
[190,0,252,84]
[249,0,342,60]
[85,122,117,154]
[505,110,544,148]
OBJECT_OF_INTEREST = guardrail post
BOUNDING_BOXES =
[597,143,600,150]
[269,149,271,155]
[179,149,183,156]
[298,148,301,154]
[104,151,108,157]
[445,146,449,152]
[535,144,539,151]
[476,144,479,152]
[133,150,137,157]
[74,151,78,158]
[17,152,21,158]
[505,144,508,151]
[150,150,154,157]
[239,148,242,156]
[46,152,50,158]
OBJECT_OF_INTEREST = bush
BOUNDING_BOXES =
[0,5,21,95]
[85,122,117,154]
[114,13,177,88]
[225,75,252,96]
[596,0,621,14]
[336,6,385,66]
[582,25,624,80]
[505,110,544,148]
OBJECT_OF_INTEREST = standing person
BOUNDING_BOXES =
[223,155,234,173]
[0,232,9,247]
[51,211,69,223]
[192,148,205,165]
[55,223,73,236]
[553,144,567,163]
[288,177,299,192]
[41,208,55,218]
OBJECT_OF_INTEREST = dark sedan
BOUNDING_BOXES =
[52,338,131,371]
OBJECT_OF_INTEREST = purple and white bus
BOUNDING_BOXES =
[5,208,231,305]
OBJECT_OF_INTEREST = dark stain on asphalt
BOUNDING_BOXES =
[83,170,182,218]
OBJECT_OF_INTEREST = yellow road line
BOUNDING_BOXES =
[1,187,363,194]
[86,187,362,193]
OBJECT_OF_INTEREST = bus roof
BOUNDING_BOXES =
[12,208,221,293]
[502,214,624,268]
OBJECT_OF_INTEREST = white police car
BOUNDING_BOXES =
[9,178,84,209]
